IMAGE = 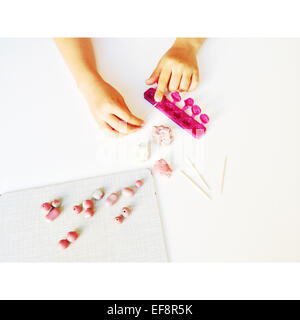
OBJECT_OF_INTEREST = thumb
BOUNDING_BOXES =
[145,67,160,85]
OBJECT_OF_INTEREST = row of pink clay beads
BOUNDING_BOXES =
[41,199,62,222]
[114,180,143,224]
[105,179,143,207]
[121,180,143,197]
[59,231,79,250]
[171,92,210,124]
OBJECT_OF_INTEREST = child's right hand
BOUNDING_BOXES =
[82,76,144,137]
[146,38,205,102]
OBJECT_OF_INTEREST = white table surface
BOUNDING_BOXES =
[1,38,300,262]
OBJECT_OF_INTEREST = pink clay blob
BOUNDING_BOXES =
[154,159,173,178]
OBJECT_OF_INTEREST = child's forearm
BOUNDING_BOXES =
[173,38,206,55]
[54,38,103,93]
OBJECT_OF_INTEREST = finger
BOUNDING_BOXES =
[113,105,144,127]
[98,121,124,138]
[106,114,141,134]
[168,71,182,92]
[179,72,192,92]
[146,67,160,85]
[189,72,199,91]
[155,68,171,102]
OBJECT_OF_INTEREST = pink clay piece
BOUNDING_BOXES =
[73,205,82,215]
[171,91,181,102]
[58,239,70,250]
[67,231,79,243]
[135,180,143,188]
[83,199,93,210]
[191,105,201,117]
[83,208,94,218]
[122,187,135,197]
[121,207,131,218]
[41,202,52,215]
[154,159,173,178]
[200,114,210,124]
[105,193,119,207]
[45,207,61,221]
[184,98,194,106]
[52,199,61,208]
[114,216,124,224]
[92,189,104,201]
[152,125,173,146]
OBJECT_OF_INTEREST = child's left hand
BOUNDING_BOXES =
[146,38,203,102]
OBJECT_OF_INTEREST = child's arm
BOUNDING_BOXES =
[146,38,205,102]
[54,38,143,137]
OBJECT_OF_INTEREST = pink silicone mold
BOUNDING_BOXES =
[144,88,209,139]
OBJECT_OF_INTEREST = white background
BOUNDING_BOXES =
[1,38,300,262]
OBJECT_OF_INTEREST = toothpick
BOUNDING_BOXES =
[186,157,210,190]
[179,170,211,200]
[220,156,227,193]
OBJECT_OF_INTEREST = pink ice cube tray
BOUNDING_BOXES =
[144,88,209,139]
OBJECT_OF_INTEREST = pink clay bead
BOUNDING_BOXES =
[52,199,61,208]
[45,207,61,221]
[135,180,143,188]
[191,105,201,116]
[67,231,79,243]
[73,205,82,215]
[92,189,104,200]
[83,208,94,218]
[121,207,131,218]
[41,202,52,214]
[114,215,124,224]
[83,200,93,210]
[105,193,119,207]
[200,114,210,124]
[184,98,194,106]
[122,187,135,197]
[58,239,70,250]
[171,91,181,102]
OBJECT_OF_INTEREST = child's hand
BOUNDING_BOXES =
[83,77,144,137]
[146,38,204,102]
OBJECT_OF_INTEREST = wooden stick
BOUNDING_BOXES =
[186,157,210,190]
[220,156,227,193]
[179,170,211,200]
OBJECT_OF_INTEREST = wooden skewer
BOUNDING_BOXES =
[220,156,227,193]
[179,170,211,200]
[186,157,210,190]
